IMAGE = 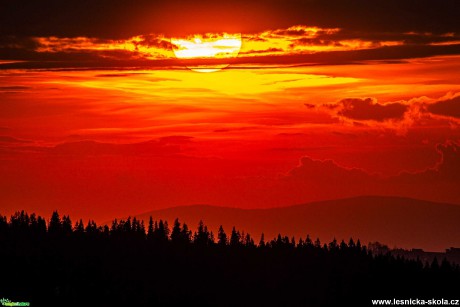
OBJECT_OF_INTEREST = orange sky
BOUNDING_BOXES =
[1,55,460,221]
[1,0,460,223]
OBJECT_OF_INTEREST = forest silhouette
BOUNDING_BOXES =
[1,211,459,306]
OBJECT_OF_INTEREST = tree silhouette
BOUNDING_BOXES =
[62,215,72,235]
[48,210,61,234]
[217,225,227,246]
[0,210,459,307]
[244,233,255,248]
[356,239,362,250]
[193,220,213,246]
[0,214,7,237]
[147,216,154,240]
[348,238,356,249]
[155,219,169,243]
[181,222,191,244]
[171,218,182,243]
[329,237,338,251]
[258,233,265,248]
[314,237,321,249]
[431,257,440,270]
[74,219,84,233]
[230,227,241,247]
[340,239,348,250]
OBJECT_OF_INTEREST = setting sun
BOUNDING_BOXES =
[171,33,242,72]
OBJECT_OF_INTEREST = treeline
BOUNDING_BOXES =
[0,210,368,249]
[1,211,459,307]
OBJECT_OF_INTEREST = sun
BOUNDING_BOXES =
[171,33,242,72]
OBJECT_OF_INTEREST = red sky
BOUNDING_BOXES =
[1,0,460,223]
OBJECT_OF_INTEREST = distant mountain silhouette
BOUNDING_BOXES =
[134,196,460,251]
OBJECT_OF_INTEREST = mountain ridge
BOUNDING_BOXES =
[130,195,460,251]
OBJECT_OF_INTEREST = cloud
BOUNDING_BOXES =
[2,0,460,38]
[1,137,193,155]
[291,38,344,47]
[0,86,32,93]
[287,156,377,183]
[48,139,186,156]
[233,43,460,67]
[427,93,460,119]
[136,35,174,50]
[240,25,404,57]
[337,98,408,122]
[238,48,284,55]
[311,97,408,123]
[2,25,460,69]
[285,141,460,203]
[396,141,460,183]
[10,25,395,65]
[2,0,460,69]
[32,35,174,60]
[306,92,460,132]
[435,141,460,181]
[0,136,32,144]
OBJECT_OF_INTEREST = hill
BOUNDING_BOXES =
[133,196,460,251]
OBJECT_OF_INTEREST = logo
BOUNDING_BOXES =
[0,298,30,306]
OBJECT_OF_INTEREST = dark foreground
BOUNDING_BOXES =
[1,211,459,307]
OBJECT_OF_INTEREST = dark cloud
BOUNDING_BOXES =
[337,98,408,122]
[239,48,284,55]
[2,137,192,155]
[243,36,267,42]
[158,136,194,145]
[2,0,460,66]
[286,141,460,199]
[0,49,178,69]
[287,156,376,183]
[0,30,460,69]
[310,92,460,128]
[435,141,460,181]
[94,73,135,78]
[306,103,338,110]
[309,29,460,46]
[0,86,32,93]
[270,27,335,37]
[1,0,459,38]
[427,95,460,119]
[396,141,460,183]
[291,38,343,47]
[234,44,460,67]
[280,141,460,206]
[307,98,408,123]
[136,35,173,50]
[3,41,459,70]
[49,140,184,156]
[0,136,32,144]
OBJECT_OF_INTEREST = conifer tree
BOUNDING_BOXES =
[217,225,227,246]
[340,239,347,250]
[348,238,356,249]
[74,219,84,233]
[181,223,191,243]
[230,227,241,247]
[258,233,265,248]
[171,218,182,243]
[62,215,72,235]
[147,217,154,240]
[48,211,62,234]
[314,238,321,249]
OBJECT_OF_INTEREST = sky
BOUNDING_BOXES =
[1,0,460,222]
